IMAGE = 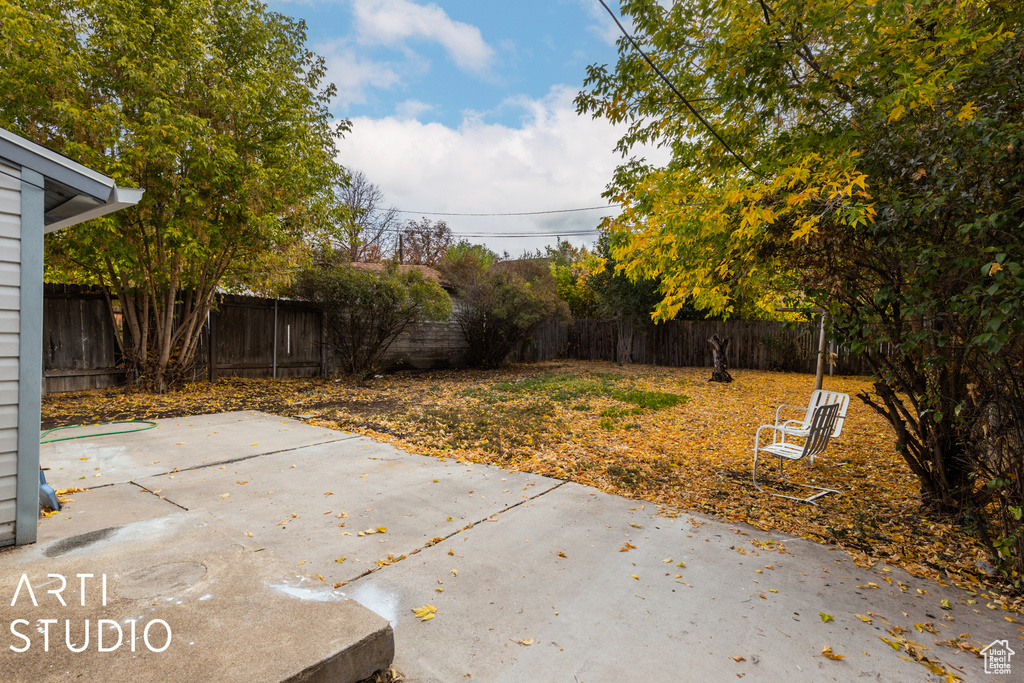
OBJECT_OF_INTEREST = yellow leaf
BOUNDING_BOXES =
[451,569,458,576]
[819,612,834,623]
[940,599,952,610]
[518,638,535,646]
[335,557,347,563]
[820,646,845,660]
[220,493,230,498]
[412,604,438,621]
[857,582,879,589]
[879,636,901,650]
[377,526,388,533]
[956,101,977,122]
[888,104,906,122]
[855,614,872,623]
[631,574,639,580]
[324,491,333,495]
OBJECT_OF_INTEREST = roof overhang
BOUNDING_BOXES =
[0,126,143,232]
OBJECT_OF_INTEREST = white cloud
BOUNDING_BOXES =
[335,85,670,253]
[577,0,631,46]
[316,38,404,108]
[351,0,496,76]
[394,99,435,119]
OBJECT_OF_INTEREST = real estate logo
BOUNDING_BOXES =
[981,639,1015,675]
[7,573,172,653]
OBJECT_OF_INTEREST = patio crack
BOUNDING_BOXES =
[341,479,568,585]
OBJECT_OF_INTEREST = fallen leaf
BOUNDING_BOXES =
[819,612,834,623]
[820,646,845,660]
[412,605,437,621]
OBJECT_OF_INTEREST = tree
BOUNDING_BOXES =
[439,250,570,367]
[291,262,451,376]
[545,239,602,319]
[330,170,399,263]
[578,1,1024,573]
[590,236,664,364]
[1,0,345,391]
[399,218,453,266]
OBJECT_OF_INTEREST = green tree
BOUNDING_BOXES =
[1,0,345,391]
[291,262,451,377]
[439,250,570,367]
[579,0,1024,575]
[545,239,601,319]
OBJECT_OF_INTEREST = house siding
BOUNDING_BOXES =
[0,161,19,546]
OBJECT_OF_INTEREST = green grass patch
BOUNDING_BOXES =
[491,373,615,403]
[611,389,686,411]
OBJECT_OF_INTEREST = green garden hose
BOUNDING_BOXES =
[40,420,158,444]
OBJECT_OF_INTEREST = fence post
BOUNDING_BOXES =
[272,299,278,380]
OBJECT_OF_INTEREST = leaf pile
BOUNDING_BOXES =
[41,360,1021,607]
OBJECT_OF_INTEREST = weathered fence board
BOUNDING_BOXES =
[43,285,121,393]
[42,287,874,394]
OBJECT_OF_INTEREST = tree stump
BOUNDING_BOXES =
[708,334,733,383]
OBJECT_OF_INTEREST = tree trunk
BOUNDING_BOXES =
[616,321,635,364]
[708,334,733,383]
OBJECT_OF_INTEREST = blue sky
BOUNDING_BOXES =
[265,0,664,253]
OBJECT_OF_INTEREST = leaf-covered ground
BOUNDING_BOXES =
[41,360,1021,611]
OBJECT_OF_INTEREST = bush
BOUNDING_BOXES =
[292,262,451,376]
[439,252,570,367]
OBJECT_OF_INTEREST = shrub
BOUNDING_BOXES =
[439,252,570,367]
[292,262,451,376]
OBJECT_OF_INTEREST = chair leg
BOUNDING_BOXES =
[752,450,764,492]
[758,454,838,505]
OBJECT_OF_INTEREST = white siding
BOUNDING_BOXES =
[0,162,19,541]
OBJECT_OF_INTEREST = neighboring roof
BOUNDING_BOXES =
[350,262,445,284]
[0,126,144,232]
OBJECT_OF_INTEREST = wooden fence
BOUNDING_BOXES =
[42,287,871,393]
[516,318,872,375]
[43,286,325,393]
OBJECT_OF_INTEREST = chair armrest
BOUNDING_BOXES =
[755,423,787,450]
[775,404,807,425]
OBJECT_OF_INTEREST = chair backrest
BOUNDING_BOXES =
[801,402,841,459]
[808,390,850,438]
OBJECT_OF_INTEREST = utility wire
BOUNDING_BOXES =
[392,206,612,217]
[596,0,762,178]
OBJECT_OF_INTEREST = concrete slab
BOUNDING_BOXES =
[347,483,1009,682]
[0,511,393,682]
[42,411,350,490]
[36,483,183,544]
[148,436,561,584]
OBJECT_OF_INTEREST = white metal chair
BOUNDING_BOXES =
[753,402,841,504]
[774,390,850,463]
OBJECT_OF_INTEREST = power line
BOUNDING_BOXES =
[392,206,613,217]
[596,0,763,178]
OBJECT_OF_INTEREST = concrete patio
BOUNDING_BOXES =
[0,411,1014,681]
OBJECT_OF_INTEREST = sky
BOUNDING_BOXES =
[265,0,668,255]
